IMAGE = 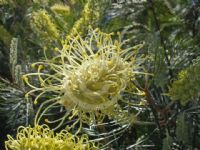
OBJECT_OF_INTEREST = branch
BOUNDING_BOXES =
[148,0,173,79]
[144,87,164,137]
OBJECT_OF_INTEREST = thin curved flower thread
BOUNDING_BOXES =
[5,124,97,150]
[23,28,143,128]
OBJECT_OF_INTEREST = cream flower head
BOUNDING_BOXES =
[23,28,143,129]
[5,124,97,150]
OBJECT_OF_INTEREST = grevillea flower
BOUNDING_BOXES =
[23,28,143,129]
[5,124,97,150]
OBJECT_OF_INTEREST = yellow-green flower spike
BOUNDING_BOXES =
[169,56,200,105]
[30,9,59,40]
[5,124,97,150]
[51,3,70,16]
[69,0,100,36]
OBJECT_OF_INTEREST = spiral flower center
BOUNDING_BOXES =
[61,56,131,110]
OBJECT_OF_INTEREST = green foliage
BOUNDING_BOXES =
[176,113,190,145]
[0,37,33,132]
[0,81,34,131]
[162,130,173,150]
[0,25,12,46]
